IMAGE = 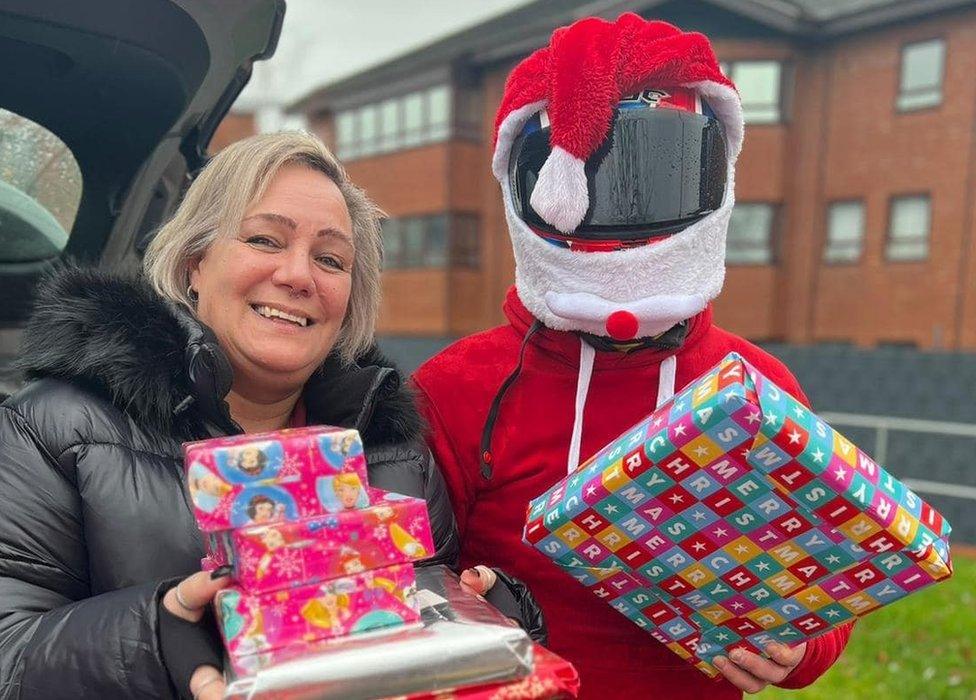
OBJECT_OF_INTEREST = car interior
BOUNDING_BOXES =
[0,0,284,397]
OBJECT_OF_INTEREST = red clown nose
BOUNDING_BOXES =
[605,310,639,341]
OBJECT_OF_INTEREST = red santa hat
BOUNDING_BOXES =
[491,13,744,234]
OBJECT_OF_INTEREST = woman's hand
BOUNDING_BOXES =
[160,570,231,700]
[458,565,548,646]
[459,565,498,596]
[713,642,806,694]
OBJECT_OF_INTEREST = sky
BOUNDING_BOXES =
[236,0,533,111]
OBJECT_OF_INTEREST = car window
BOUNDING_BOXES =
[0,108,82,262]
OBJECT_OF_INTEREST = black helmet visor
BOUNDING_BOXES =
[509,106,728,241]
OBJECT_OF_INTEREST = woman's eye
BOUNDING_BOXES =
[246,235,279,248]
[317,255,346,271]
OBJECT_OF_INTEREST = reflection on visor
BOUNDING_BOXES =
[510,107,727,242]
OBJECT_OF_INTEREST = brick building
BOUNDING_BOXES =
[265,0,976,350]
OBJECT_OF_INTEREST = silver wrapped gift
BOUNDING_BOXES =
[224,565,533,699]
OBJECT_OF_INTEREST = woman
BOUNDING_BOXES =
[0,132,542,700]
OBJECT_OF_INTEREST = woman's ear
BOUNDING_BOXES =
[187,258,202,294]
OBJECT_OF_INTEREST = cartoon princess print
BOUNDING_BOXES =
[335,432,362,458]
[232,446,268,476]
[338,545,366,575]
[244,526,314,581]
[246,494,285,524]
[300,583,352,635]
[187,461,231,513]
[370,505,428,558]
[317,431,363,467]
[218,592,271,673]
[332,472,365,510]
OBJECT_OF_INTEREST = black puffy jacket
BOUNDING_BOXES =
[0,267,460,698]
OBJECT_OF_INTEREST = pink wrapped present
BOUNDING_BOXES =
[215,563,420,676]
[206,488,434,593]
[184,426,370,532]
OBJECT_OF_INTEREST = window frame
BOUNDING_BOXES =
[720,60,787,126]
[726,201,779,266]
[896,38,946,113]
[885,193,932,263]
[381,212,480,270]
[823,199,866,265]
[334,83,468,162]
[450,213,480,269]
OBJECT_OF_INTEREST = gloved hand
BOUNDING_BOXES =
[158,569,231,700]
[460,565,548,647]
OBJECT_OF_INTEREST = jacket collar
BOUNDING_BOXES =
[18,265,420,446]
[502,285,713,369]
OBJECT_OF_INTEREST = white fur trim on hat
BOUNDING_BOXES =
[492,101,547,181]
[687,80,744,161]
[529,146,588,234]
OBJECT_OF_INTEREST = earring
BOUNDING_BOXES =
[187,285,198,303]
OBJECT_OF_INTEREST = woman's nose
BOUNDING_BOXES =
[272,247,315,297]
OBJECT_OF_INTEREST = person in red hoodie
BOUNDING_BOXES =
[414,14,852,699]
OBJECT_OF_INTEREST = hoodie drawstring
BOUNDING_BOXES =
[657,354,677,406]
[566,349,678,474]
[566,339,596,474]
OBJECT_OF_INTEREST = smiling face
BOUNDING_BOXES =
[189,164,355,392]
[336,483,361,509]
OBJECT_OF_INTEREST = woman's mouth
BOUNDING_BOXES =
[249,304,313,328]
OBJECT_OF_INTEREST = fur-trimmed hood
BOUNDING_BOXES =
[18,265,421,445]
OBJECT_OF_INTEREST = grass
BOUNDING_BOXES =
[758,553,976,700]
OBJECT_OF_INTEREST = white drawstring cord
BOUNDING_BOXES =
[567,339,596,474]
[657,354,677,408]
[566,345,676,475]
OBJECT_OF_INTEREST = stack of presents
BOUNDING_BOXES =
[183,426,434,676]
[524,352,953,677]
[184,426,579,699]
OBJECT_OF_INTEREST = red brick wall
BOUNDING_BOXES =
[208,112,257,153]
[811,11,976,349]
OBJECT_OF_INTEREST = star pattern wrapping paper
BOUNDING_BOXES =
[524,352,952,676]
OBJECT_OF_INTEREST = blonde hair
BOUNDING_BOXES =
[332,472,363,493]
[143,131,383,363]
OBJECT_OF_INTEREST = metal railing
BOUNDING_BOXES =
[820,412,976,502]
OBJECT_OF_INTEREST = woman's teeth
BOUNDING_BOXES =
[252,305,309,327]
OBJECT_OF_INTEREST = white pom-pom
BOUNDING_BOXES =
[529,146,588,234]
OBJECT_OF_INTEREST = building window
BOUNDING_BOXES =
[427,85,451,142]
[382,214,480,269]
[357,104,378,157]
[727,203,776,264]
[379,98,400,152]
[886,195,930,261]
[897,39,945,111]
[451,214,480,268]
[721,61,782,124]
[824,201,865,263]
[336,84,471,160]
[455,87,483,140]
[335,111,357,159]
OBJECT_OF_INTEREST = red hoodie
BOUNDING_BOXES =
[413,288,852,699]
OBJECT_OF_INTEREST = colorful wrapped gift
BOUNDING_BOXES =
[204,488,434,593]
[222,565,548,700]
[524,352,953,676]
[184,426,370,531]
[215,562,420,676]
[399,645,579,700]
